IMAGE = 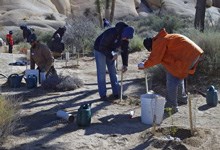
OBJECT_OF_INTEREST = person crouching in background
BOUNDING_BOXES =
[29,33,57,83]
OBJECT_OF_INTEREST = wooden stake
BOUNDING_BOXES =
[152,115,157,135]
[188,93,194,135]
[145,69,148,93]
[120,70,123,102]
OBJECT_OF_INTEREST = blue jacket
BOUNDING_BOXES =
[94,22,129,66]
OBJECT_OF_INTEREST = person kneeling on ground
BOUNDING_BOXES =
[29,33,57,83]
[138,28,204,112]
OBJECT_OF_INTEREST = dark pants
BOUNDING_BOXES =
[8,45,13,53]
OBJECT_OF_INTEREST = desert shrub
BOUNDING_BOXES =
[35,30,54,44]
[41,74,84,91]
[0,96,20,143]
[148,65,166,85]
[129,34,144,52]
[16,42,31,54]
[63,15,100,56]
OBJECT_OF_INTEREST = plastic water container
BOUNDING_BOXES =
[206,85,218,107]
[76,103,92,127]
[24,75,37,88]
[141,93,166,125]
[8,74,23,88]
[25,69,39,83]
[56,110,74,122]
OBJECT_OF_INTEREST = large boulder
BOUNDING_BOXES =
[0,0,219,34]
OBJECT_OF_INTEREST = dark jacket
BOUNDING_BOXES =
[94,22,129,66]
[20,25,32,42]
[48,36,64,53]
[52,27,66,39]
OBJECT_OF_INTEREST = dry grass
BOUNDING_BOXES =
[0,96,20,143]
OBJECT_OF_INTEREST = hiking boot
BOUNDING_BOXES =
[100,96,107,101]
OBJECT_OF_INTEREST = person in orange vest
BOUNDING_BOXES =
[6,31,14,53]
[138,28,204,113]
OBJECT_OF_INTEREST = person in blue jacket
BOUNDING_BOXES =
[94,22,134,101]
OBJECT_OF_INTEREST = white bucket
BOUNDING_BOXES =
[141,93,166,125]
[25,69,39,83]
[56,110,74,122]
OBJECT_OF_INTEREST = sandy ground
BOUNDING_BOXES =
[0,51,220,150]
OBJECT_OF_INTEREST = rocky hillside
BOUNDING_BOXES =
[0,0,220,35]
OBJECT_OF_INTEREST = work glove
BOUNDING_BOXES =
[111,51,118,61]
[138,62,145,70]
[121,65,127,73]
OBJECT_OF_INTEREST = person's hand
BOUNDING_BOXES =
[138,62,145,70]
[121,66,127,73]
[111,51,118,61]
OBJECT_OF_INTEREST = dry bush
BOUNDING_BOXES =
[0,96,20,143]
[41,74,84,91]
[63,15,100,56]
[16,42,31,54]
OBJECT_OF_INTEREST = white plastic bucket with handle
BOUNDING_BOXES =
[141,93,166,125]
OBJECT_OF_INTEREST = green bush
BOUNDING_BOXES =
[35,30,53,44]
[129,34,144,52]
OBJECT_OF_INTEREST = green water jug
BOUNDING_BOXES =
[76,103,91,127]
[25,75,37,88]
[8,74,23,88]
[206,85,218,107]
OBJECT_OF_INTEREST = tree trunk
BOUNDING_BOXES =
[105,0,110,20]
[95,0,103,28]
[194,0,206,32]
[110,0,116,23]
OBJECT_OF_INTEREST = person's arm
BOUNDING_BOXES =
[42,46,54,72]
[120,39,129,67]
[30,49,35,69]
[143,38,167,68]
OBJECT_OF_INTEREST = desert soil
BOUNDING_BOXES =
[0,51,220,150]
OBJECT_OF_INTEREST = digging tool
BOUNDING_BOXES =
[120,70,124,102]
[144,69,148,93]
[188,92,194,135]
[152,114,157,135]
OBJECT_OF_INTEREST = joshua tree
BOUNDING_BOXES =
[194,0,206,32]
[95,0,103,28]
[110,0,116,23]
[105,0,110,19]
